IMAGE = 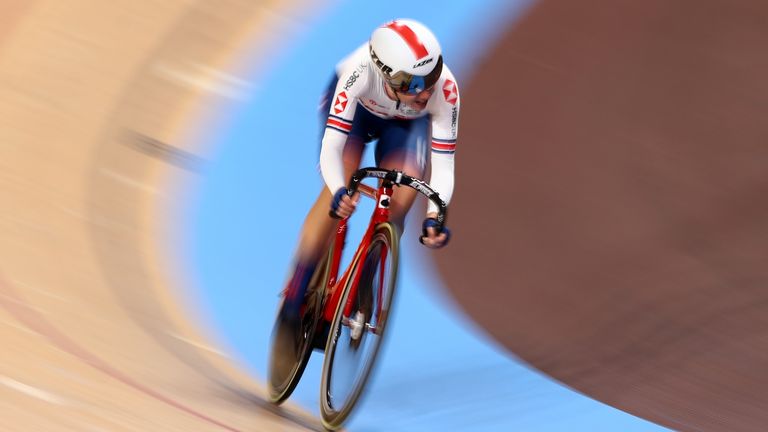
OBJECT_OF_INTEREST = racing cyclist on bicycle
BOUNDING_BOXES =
[284,18,459,313]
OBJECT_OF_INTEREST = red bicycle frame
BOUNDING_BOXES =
[321,181,392,323]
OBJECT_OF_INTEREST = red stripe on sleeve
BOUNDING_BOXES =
[327,118,352,131]
[431,142,456,150]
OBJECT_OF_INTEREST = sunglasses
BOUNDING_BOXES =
[371,47,443,95]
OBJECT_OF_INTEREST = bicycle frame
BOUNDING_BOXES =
[322,180,393,323]
[268,167,445,414]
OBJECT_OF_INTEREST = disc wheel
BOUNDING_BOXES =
[267,246,331,404]
[320,222,399,429]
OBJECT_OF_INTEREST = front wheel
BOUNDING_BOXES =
[319,222,399,430]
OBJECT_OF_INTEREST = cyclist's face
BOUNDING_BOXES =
[394,85,435,110]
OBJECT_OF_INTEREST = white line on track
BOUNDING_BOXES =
[11,278,70,302]
[166,330,231,358]
[98,168,158,194]
[0,376,68,405]
[57,205,133,231]
[0,317,39,336]
[0,293,47,314]
[152,61,253,100]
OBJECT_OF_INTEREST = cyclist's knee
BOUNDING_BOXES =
[378,151,425,179]
[297,187,337,260]
[388,194,417,233]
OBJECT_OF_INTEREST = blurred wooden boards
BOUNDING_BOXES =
[0,1,326,430]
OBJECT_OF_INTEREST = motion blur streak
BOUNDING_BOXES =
[437,1,768,431]
[0,1,328,430]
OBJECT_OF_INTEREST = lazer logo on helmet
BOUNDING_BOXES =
[369,47,394,76]
[412,58,433,68]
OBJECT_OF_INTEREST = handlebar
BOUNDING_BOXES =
[331,167,448,232]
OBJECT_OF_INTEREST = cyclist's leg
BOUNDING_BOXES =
[294,96,381,264]
[283,137,364,312]
[295,139,364,263]
[284,87,379,310]
[375,116,430,233]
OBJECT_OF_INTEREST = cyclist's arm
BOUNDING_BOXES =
[319,60,369,194]
[320,128,350,194]
[427,151,454,216]
[427,77,460,215]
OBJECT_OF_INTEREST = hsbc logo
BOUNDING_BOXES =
[451,106,458,136]
[333,91,348,114]
[413,58,433,68]
[343,71,360,90]
[443,79,458,106]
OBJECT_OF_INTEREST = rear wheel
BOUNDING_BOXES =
[267,247,331,404]
[319,222,399,429]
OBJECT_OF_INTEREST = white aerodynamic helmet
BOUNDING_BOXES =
[369,19,443,94]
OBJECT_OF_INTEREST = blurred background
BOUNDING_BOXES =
[2,1,767,431]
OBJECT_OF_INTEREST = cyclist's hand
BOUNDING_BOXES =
[420,214,451,249]
[330,187,359,219]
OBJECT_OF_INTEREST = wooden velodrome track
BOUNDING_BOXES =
[438,1,768,431]
[4,1,768,431]
[0,1,326,430]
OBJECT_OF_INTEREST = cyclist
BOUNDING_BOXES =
[283,18,459,312]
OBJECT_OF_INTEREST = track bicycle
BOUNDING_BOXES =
[267,167,447,430]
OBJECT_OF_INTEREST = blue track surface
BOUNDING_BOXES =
[183,1,671,430]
